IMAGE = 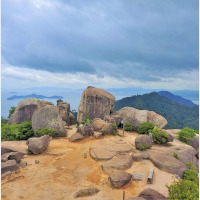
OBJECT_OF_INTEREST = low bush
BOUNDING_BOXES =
[173,152,179,160]
[139,144,148,151]
[112,130,117,136]
[1,121,34,141]
[151,127,169,144]
[112,123,117,129]
[80,115,93,125]
[138,122,155,134]
[124,122,134,131]
[177,127,196,144]
[166,162,199,200]
[34,127,63,137]
[1,117,8,125]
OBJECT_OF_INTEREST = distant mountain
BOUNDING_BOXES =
[115,92,199,130]
[157,91,196,107]
[7,94,63,100]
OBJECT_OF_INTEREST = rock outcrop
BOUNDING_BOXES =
[27,135,52,155]
[138,188,167,200]
[69,112,77,125]
[135,135,152,150]
[109,171,132,188]
[189,135,199,151]
[102,154,133,175]
[32,105,67,136]
[114,107,167,129]
[8,98,53,125]
[92,118,115,134]
[90,138,133,161]
[77,86,115,122]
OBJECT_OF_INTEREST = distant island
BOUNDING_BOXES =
[7,93,64,100]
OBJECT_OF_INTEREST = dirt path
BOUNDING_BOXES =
[1,126,174,200]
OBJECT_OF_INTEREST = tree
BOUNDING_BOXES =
[8,106,16,118]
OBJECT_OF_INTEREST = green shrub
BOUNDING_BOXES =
[27,150,33,155]
[177,127,196,144]
[138,122,155,134]
[1,121,34,141]
[8,106,16,118]
[139,144,148,151]
[80,115,93,125]
[173,153,179,160]
[35,128,63,137]
[112,130,117,136]
[124,122,134,131]
[167,162,199,199]
[112,123,117,129]
[151,127,169,144]
[1,117,8,125]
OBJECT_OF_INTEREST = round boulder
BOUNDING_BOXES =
[32,105,67,136]
[135,135,152,150]
[138,189,167,200]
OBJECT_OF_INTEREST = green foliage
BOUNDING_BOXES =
[1,117,8,125]
[173,153,179,160]
[102,131,107,136]
[139,144,148,151]
[177,127,196,144]
[8,106,16,118]
[112,130,117,135]
[115,92,199,130]
[112,123,117,129]
[151,127,169,144]
[167,162,199,200]
[1,121,34,141]
[124,122,134,131]
[81,115,93,125]
[35,128,63,137]
[27,150,33,155]
[138,122,155,134]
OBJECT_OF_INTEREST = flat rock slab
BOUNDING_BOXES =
[132,172,145,181]
[109,171,132,189]
[102,154,133,174]
[1,141,28,154]
[90,138,133,161]
[1,160,19,174]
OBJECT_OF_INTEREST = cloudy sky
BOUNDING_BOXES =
[1,0,199,90]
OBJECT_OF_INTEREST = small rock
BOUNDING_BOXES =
[135,135,152,150]
[8,152,25,163]
[74,188,100,198]
[15,169,20,174]
[19,161,27,168]
[93,132,103,138]
[35,160,40,164]
[132,172,145,181]
[69,132,84,142]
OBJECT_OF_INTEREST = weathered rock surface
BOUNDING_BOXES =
[1,160,19,174]
[126,197,146,200]
[57,101,70,125]
[69,133,84,142]
[77,86,115,122]
[19,161,27,168]
[74,188,100,198]
[32,105,67,136]
[69,112,77,125]
[7,152,25,163]
[132,172,145,181]
[92,118,115,134]
[104,115,122,126]
[1,147,16,155]
[109,171,132,188]
[93,132,103,138]
[77,123,94,137]
[90,138,133,161]
[189,135,199,151]
[115,107,167,128]
[8,98,53,124]
[27,135,52,155]
[138,188,167,200]
[102,154,133,174]
[135,135,152,150]
[148,149,187,177]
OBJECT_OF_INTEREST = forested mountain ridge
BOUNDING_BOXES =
[115,92,199,129]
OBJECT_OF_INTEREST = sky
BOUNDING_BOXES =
[1,0,199,91]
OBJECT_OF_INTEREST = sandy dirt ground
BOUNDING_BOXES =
[1,125,175,200]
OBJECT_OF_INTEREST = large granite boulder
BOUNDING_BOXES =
[1,160,19,174]
[138,188,167,200]
[57,101,70,126]
[90,138,133,161]
[109,171,132,188]
[27,135,52,155]
[135,135,152,150]
[77,86,115,122]
[32,105,67,136]
[102,154,133,174]
[114,107,167,129]
[8,98,53,125]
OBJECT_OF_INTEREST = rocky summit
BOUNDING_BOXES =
[77,86,115,122]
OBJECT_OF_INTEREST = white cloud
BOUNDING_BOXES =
[1,64,199,90]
